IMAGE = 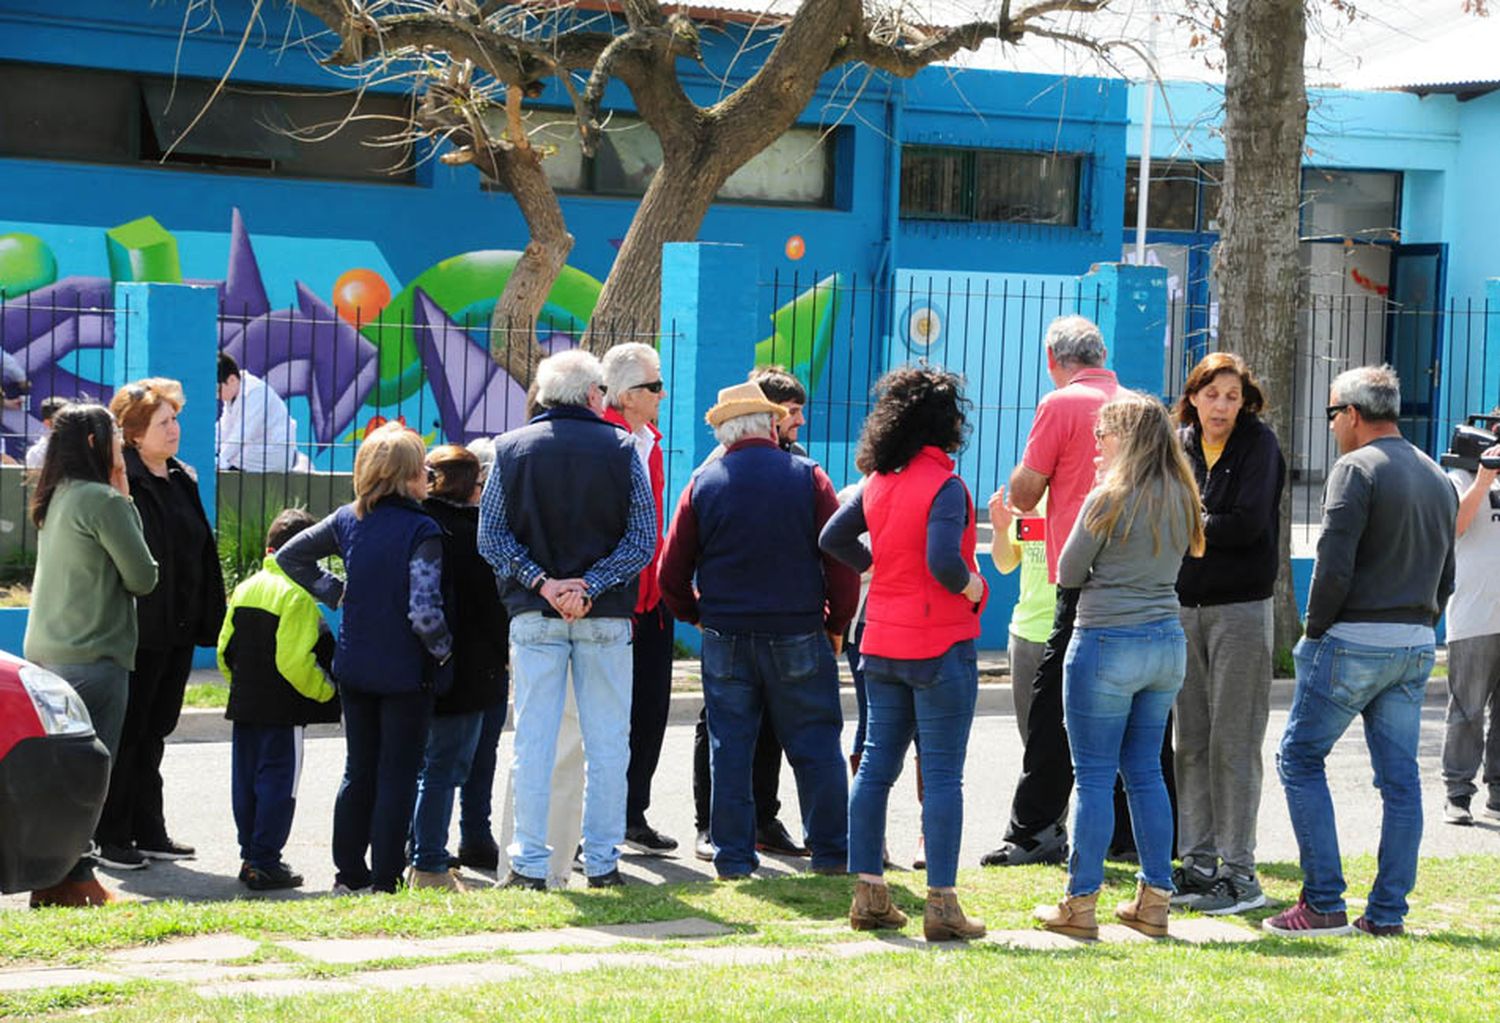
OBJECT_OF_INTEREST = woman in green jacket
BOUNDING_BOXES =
[24,403,158,907]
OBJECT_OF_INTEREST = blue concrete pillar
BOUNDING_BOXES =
[658,242,761,521]
[112,282,220,522]
[1081,262,1168,395]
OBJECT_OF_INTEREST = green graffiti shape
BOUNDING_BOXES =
[362,250,603,406]
[105,216,183,285]
[0,233,58,299]
[754,274,844,390]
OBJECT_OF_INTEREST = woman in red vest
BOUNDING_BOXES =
[821,367,989,941]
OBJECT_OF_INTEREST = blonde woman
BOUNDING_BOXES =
[1036,392,1205,940]
[277,423,453,894]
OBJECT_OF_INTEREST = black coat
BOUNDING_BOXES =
[424,497,509,716]
[1176,413,1287,607]
[125,447,227,649]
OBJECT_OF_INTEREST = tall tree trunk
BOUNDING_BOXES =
[582,151,731,352]
[1218,0,1308,657]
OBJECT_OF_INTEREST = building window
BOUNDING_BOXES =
[1301,169,1400,240]
[0,61,414,184]
[482,109,836,206]
[1122,160,1222,233]
[899,146,1082,226]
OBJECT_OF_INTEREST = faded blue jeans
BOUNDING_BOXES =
[410,710,484,872]
[1063,618,1186,896]
[1278,634,1434,926]
[507,612,633,881]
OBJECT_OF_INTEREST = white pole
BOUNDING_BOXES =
[1134,80,1154,264]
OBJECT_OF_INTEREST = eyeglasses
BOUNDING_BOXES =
[630,380,665,394]
[1325,403,1359,422]
[1093,426,1115,440]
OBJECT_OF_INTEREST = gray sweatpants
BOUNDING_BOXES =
[1174,599,1273,877]
[1442,633,1500,806]
[1008,631,1046,745]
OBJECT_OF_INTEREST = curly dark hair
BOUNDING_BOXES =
[855,366,970,475]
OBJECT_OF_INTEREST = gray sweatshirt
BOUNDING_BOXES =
[1058,483,1192,628]
[1304,435,1456,638]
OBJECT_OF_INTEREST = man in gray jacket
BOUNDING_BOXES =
[1265,364,1456,939]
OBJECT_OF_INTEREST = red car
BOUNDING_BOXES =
[0,652,111,893]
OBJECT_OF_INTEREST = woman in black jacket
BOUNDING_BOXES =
[95,379,226,870]
[408,446,510,888]
[1171,353,1286,917]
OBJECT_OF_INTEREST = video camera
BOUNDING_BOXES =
[1440,413,1500,472]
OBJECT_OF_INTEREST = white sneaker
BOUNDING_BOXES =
[330,882,372,897]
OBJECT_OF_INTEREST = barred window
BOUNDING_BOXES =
[900,146,1081,226]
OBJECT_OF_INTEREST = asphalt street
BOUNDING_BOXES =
[5,682,1497,908]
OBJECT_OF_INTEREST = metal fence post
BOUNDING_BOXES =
[1080,262,1169,395]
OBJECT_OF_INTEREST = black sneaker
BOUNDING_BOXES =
[499,870,546,891]
[978,823,1066,867]
[587,868,627,888]
[136,837,195,861]
[95,843,149,870]
[1444,797,1474,826]
[1169,861,1219,906]
[457,842,500,871]
[624,824,679,856]
[755,819,809,857]
[1183,873,1267,916]
[239,861,304,891]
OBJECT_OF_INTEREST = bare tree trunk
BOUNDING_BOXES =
[1218,0,1308,656]
[583,152,730,352]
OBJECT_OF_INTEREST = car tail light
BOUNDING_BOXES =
[16,664,94,737]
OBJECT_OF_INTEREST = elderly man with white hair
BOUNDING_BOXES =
[658,381,859,879]
[478,348,656,889]
[598,342,679,854]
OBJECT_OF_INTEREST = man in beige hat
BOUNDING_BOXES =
[659,381,858,878]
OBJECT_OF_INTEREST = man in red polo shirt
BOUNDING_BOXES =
[982,315,1119,867]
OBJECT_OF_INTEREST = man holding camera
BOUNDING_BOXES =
[1440,408,1500,827]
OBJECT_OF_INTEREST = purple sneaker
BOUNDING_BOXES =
[1262,894,1352,937]
[1352,916,1405,937]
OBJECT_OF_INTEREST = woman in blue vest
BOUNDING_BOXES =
[821,367,989,942]
[1034,392,1205,940]
[278,423,453,894]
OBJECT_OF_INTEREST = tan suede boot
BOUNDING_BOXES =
[406,866,468,893]
[849,880,908,931]
[923,889,986,941]
[1033,890,1100,939]
[1115,882,1171,937]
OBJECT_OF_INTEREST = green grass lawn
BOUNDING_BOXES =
[5,856,1500,1020]
[180,681,229,709]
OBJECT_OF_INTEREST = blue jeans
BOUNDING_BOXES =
[701,628,848,877]
[1063,618,1185,896]
[1278,634,1434,925]
[849,642,977,888]
[459,701,507,851]
[507,612,633,880]
[410,710,484,872]
[333,688,433,893]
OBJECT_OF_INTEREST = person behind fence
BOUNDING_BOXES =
[659,380,856,880]
[407,446,510,891]
[691,365,815,860]
[23,403,158,908]
[1170,353,1286,917]
[94,379,225,872]
[1264,364,1456,938]
[277,423,453,895]
[982,315,1119,868]
[478,349,655,891]
[1033,392,1203,940]
[217,508,338,892]
[216,353,298,473]
[25,396,69,470]
[1440,409,1500,827]
[820,367,989,940]
[600,342,678,856]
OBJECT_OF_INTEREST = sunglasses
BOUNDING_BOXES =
[630,380,666,394]
[1325,403,1361,422]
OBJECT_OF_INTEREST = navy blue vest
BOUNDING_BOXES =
[493,405,639,619]
[332,498,445,694]
[690,442,826,634]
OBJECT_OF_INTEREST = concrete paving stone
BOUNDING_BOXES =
[276,936,430,964]
[593,917,734,941]
[514,951,683,974]
[349,961,530,990]
[985,929,1097,951]
[1094,924,1157,943]
[424,926,621,955]
[109,934,262,963]
[109,962,297,983]
[675,945,797,967]
[0,968,118,992]
[194,977,364,999]
[826,937,925,957]
[1169,918,1261,944]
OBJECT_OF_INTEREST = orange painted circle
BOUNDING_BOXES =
[332,268,392,326]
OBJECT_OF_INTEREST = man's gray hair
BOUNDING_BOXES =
[1045,315,1106,368]
[601,342,661,409]
[535,349,604,408]
[1331,364,1400,422]
[713,412,776,449]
